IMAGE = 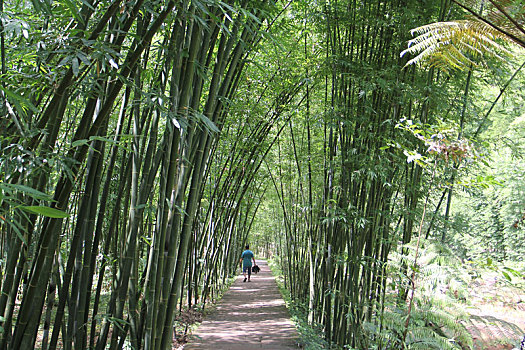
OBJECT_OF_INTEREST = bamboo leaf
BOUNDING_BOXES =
[501,271,511,281]
[193,111,220,134]
[503,266,521,277]
[21,206,70,218]
[72,57,80,76]
[2,183,53,201]
[28,0,42,12]
[58,0,84,26]
[1,215,28,245]
[77,0,94,10]
[28,0,52,13]
[90,136,131,151]
[71,139,90,148]
[0,85,40,115]
[71,136,131,151]
[76,51,91,65]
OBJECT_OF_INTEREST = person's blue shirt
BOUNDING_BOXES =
[241,250,254,267]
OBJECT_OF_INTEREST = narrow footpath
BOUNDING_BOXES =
[184,259,300,349]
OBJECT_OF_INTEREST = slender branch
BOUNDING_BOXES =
[452,0,525,48]
[473,60,525,139]
[403,158,438,343]
[487,0,525,37]
[0,0,5,77]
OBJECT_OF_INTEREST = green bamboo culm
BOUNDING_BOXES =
[0,1,276,349]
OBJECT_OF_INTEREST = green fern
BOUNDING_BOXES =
[411,307,473,349]
[401,0,525,71]
[467,315,524,346]
[372,240,474,349]
[401,20,511,71]
[363,301,471,349]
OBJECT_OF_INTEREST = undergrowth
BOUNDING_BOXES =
[268,258,333,350]
[269,241,475,350]
[269,240,525,349]
[174,274,237,345]
[378,241,474,349]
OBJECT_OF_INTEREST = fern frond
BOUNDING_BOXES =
[407,334,459,350]
[401,20,514,71]
[454,0,525,47]
[467,315,525,341]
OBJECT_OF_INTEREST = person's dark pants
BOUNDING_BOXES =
[243,266,252,277]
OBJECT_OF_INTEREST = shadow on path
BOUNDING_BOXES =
[184,259,300,349]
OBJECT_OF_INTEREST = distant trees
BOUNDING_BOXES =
[401,0,525,262]
[250,0,524,349]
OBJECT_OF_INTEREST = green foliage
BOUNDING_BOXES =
[449,108,525,261]
[402,0,525,72]
[268,258,331,350]
[376,241,473,350]
[20,205,69,218]
[0,0,523,348]
[401,20,512,71]
[364,304,470,350]
[0,181,65,244]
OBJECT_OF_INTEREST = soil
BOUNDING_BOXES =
[183,259,300,349]
[466,273,525,350]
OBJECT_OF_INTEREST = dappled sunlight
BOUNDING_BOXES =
[185,260,299,349]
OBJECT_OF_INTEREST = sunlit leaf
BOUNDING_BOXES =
[501,271,511,281]
[0,85,39,115]
[72,57,80,76]
[58,0,85,26]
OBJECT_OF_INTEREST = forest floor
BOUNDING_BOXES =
[182,259,300,349]
[177,260,525,350]
[466,271,525,350]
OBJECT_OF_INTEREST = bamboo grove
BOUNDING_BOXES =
[0,0,288,348]
[251,0,479,349]
[2,0,521,349]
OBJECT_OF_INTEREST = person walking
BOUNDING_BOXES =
[240,245,256,282]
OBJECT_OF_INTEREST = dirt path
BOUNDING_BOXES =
[466,273,525,349]
[184,259,300,349]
